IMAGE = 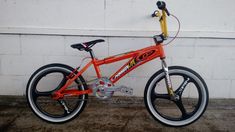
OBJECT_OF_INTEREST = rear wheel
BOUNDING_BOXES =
[26,63,88,123]
[144,66,209,127]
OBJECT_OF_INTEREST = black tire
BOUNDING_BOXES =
[26,63,88,123]
[144,66,209,127]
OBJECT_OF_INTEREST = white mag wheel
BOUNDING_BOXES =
[26,64,88,123]
[144,66,209,127]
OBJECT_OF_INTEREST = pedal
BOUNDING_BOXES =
[120,86,133,95]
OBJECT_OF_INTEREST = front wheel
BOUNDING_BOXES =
[144,66,209,127]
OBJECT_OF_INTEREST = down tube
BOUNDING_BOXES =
[110,46,163,83]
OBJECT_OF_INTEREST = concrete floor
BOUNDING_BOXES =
[0,96,235,132]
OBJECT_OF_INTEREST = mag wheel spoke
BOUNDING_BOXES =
[175,77,190,96]
[156,93,170,100]
[174,100,188,118]
[151,80,171,101]
[151,91,171,101]
[36,91,52,97]
[32,91,52,102]
[58,100,70,115]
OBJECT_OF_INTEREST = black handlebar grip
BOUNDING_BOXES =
[157,1,166,10]
[156,1,170,16]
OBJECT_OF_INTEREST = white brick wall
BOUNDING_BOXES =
[64,36,109,58]
[1,55,44,76]
[21,35,65,56]
[231,81,235,98]
[0,75,24,95]
[108,38,152,55]
[206,80,231,98]
[0,34,235,98]
[0,56,2,75]
[171,58,214,80]
[0,0,235,98]
[213,59,235,80]
[1,0,235,36]
[0,35,21,55]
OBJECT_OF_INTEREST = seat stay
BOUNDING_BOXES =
[56,61,93,95]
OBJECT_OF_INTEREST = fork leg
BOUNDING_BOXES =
[161,59,175,98]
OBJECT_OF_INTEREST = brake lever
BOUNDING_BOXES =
[165,8,170,16]
[151,10,160,17]
[151,13,156,17]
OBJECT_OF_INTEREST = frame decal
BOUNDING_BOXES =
[113,59,137,80]
[137,50,155,62]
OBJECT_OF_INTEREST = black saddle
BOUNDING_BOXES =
[71,39,105,52]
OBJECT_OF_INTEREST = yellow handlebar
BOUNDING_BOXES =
[160,10,168,38]
[154,10,168,39]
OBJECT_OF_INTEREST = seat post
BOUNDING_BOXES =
[89,49,95,59]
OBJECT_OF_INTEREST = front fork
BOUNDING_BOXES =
[161,59,175,99]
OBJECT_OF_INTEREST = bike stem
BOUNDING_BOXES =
[161,59,175,99]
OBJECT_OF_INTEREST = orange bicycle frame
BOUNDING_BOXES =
[53,44,166,99]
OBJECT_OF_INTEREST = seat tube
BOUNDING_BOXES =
[89,50,102,78]
[93,60,102,78]
[161,59,175,98]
